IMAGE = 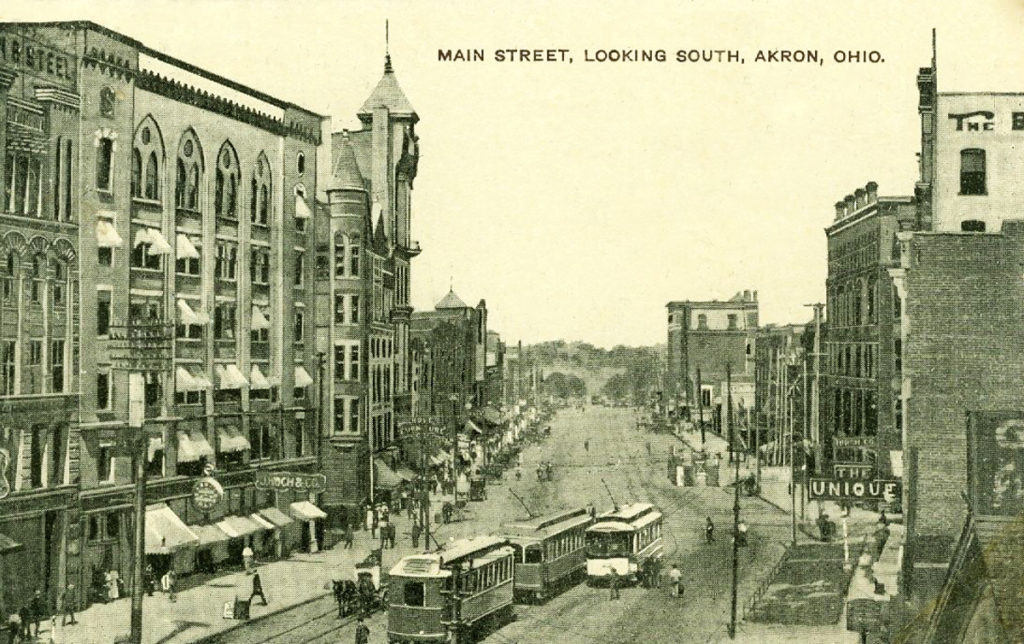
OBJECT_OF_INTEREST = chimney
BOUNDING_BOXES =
[845,194,856,214]
[854,188,867,210]
[866,181,878,203]
[753,290,758,302]
[744,289,751,301]
[835,200,847,220]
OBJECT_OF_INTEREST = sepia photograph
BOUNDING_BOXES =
[0,1,1022,642]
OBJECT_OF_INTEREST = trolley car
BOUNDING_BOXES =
[501,507,593,602]
[387,535,515,643]
[585,503,663,584]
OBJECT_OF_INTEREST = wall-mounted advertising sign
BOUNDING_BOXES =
[808,478,901,501]
[254,470,327,493]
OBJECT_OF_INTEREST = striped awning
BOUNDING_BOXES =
[251,305,270,331]
[216,426,251,453]
[294,366,314,388]
[176,431,215,463]
[216,515,265,539]
[249,364,271,390]
[289,501,327,521]
[177,299,209,326]
[258,507,295,528]
[295,195,312,219]
[176,234,200,260]
[145,503,199,555]
[96,219,124,248]
[216,364,248,390]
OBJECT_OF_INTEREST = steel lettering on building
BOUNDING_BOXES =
[254,470,326,492]
[947,110,1024,132]
[192,476,224,512]
[0,33,76,83]
[808,477,901,501]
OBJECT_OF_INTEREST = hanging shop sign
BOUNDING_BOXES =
[808,478,901,501]
[833,463,874,480]
[254,470,326,493]
[192,476,225,512]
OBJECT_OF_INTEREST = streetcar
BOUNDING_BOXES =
[500,507,593,602]
[585,502,663,584]
[387,535,515,643]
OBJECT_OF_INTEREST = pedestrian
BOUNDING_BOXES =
[58,583,76,627]
[669,564,682,598]
[17,603,30,641]
[608,569,620,600]
[28,590,45,638]
[584,439,589,452]
[387,523,396,549]
[371,507,379,539]
[737,519,748,546]
[343,522,354,549]
[412,521,421,549]
[515,466,522,481]
[6,611,22,644]
[879,510,889,527]
[242,544,255,573]
[365,503,373,533]
[144,564,156,596]
[161,570,176,603]
[249,571,268,606]
[105,569,120,601]
[379,513,390,549]
[705,516,715,543]
[650,558,662,588]
[354,617,370,644]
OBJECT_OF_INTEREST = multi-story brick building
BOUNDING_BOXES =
[316,55,421,516]
[752,323,809,464]
[483,330,504,408]
[0,20,328,612]
[665,291,758,427]
[822,184,915,480]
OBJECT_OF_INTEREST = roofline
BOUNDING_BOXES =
[938,92,1024,97]
[3,20,326,119]
[666,301,759,309]
[825,195,913,236]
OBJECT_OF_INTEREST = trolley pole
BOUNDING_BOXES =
[728,363,739,640]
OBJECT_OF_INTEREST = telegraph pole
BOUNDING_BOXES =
[728,363,739,640]
[696,366,705,449]
[805,303,825,473]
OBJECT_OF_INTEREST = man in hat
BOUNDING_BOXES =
[58,583,77,627]
[249,571,268,606]
[354,617,370,644]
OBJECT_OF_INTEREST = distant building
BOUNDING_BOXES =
[483,330,504,408]
[665,291,758,426]
[752,323,809,463]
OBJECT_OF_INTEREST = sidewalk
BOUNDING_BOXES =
[38,500,446,644]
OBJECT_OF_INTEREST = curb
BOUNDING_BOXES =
[193,589,333,644]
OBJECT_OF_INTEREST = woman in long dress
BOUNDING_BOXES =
[105,570,120,600]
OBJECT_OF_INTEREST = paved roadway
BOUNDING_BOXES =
[220,406,791,644]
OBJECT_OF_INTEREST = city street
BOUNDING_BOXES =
[215,406,793,643]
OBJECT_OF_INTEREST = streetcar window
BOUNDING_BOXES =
[526,545,542,564]
[403,581,425,607]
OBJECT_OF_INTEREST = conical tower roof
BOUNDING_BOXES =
[358,55,417,119]
[329,134,365,192]
[435,289,469,310]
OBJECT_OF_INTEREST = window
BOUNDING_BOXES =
[51,339,64,393]
[2,253,16,301]
[99,87,116,117]
[215,144,239,219]
[893,292,901,320]
[349,345,360,381]
[866,279,876,323]
[131,148,142,198]
[697,314,708,330]
[334,346,345,380]
[97,371,110,410]
[297,152,305,175]
[0,340,15,395]
[334,235,346,278]
[131,236,162,271]
[97,290,112,335]
[349,400,359,434]
[350,295,360,325]
[97,445,113,482]
[294,251,304,287]
[176,236,201,276]
[727,314,737,330]
[29,340,42,366]
[700,386,712,408]
[52,260,65,307]
[333,398,345,435]
[4,151,43,216]
[894,338,902,373]
[145,443,163,478]
[250,307,269,343]
[250,248,270,285]
[30,256,43,303]
[176,132,202,210]
[334,294,345,324]
[53,137,73,220]
[216,241,238,280]
[960,148,986,195]
[96,137,113,192]
[293,310,304,343]
[295,186,307,233]
[214,303,236,340]
[350,243,360,277]
[961,219,986,232]
[251,154,271,226]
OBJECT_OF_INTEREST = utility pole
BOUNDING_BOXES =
[728,362,739,640]
[696,366,705,449]
[805,303,825,473]
[790,393,797,546]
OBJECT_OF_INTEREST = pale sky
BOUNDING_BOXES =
[7,0,1024,347]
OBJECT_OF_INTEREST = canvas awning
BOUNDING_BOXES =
[294,366,314,388]
[147,435,164,462]
[176,299,209,326]
[258,507,295,528]
[249,513,276,531]
[217,426,251,453]
[375,461,404,489]
[249,364,271,390]
[145,503,199,555]
[295,195,312,219]
[134,227,172,255]
[396,466,417,481]
[175,234,200,260]
[216,364,248,389]
[216,515,265,539]
[251,305,270,331]
[96,219,123,248]
[175,366,212,393]
[289,501,327,522]
[190,523,230,547]
[465,420,483,435]
[176,431,214,463]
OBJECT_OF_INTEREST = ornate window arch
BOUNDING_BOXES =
[215,142,239,219]
[175,129,204,211]
[132,116,164,202]
[250,152,271,226]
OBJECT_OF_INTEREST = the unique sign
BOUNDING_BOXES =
[254,470,326,493]
[808,478,901,501]
[192,476,225,512]
[833,463,874,480]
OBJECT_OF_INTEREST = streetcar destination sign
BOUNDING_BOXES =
[254,470,327,492]
[808,478,901,501]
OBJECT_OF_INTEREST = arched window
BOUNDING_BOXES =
[133,118,163,202]
[1,251,17,302]
[866,278,876,323]
[175,130,203,211]
[251,153,271,226]
[214,142,239,219]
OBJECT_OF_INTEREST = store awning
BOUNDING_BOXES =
[482,407,502,425]
[135,227,172,255]
[250,364,271,390]
[294,366,314,388]
[190,523,230,547]
[396,466,417,482]
[0,532,23,554]
[176,299,209,326]
[216,364,248,389]
[465,420,483,435]
[175,234,200,260]
[145,503,199,555]
[175,366,212,393]
[295,195,312,219]
[176,431,215,463]
[216,515,265,539]
[250,513,276,531]
[251,305,270,331]
[217,426,251,453]
[375,461,404,489]
[96,219,123,248]
[289,501,327,522]
[147,435,164,462]
[258,507,295,528]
